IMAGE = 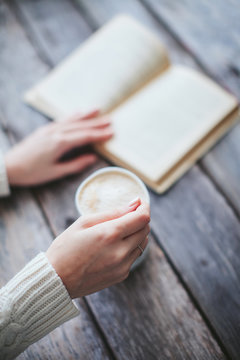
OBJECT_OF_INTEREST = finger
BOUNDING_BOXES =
[110,203,150,238]
[79,197,141,228]
[81,109,101,120]
[60,117,111,133]
[62,128,113,151]
[81,127,114,144]
[54,154,97,177]
[127,235,149,265]
[123,224,150,254]
[61,109,100,123]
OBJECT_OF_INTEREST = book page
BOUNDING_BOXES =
[24,15,169,119]
[101,66,238,182]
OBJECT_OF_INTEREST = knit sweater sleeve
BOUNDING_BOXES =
[0,151,10,197]
[0,252,79,359]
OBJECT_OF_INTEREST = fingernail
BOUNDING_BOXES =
[128,197,141,207]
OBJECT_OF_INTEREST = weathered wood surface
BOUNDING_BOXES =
[10,0,91,66]
[1,0,239,358]
[0,182,111,360]
[1,143,225,358]
[142,0,240,217]
[0,2,112,359]
[72,1,240,359]
[141,0,240,91]
[87,237,226,360]
[0,0,229,358]
[3,0,227,358]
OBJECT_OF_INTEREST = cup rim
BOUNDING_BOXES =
[75,166,150,215]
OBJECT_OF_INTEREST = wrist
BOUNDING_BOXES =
[5,152,24,185]
[46,249,73,299]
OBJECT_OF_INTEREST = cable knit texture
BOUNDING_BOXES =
[0,151,10,197]
[0,252,79,359]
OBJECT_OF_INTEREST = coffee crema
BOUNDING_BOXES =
[77,169,148,215]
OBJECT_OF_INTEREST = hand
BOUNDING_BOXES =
[46,199,150,298]
[5,110,113,186]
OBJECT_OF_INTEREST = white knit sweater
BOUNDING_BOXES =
[0,152,79,359]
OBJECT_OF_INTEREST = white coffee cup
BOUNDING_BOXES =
[75,167,150,269]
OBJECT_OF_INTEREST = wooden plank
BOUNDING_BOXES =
[0,0,92,141]
[87,236,225,360]
[9,0,236,358]
[75,0,197,68]
[141,0,240,92]
[0,3,112,359]
[200,125,240,217]
[18,298,111,360]
[1,133,225,358]
[141,0,240,217]
[9,0,91,66]
[0,179,111,360]
[55,1,240,358]
[149,167,240,360]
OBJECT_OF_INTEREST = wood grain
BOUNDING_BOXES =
[149,166,240,360]
[10,0,91,66]
[88,236,225,360]
[0,2,111,358]
[0,182,111,360]
[74,1,240,358]
[141,0,240,92]
[7,2,240,356]
[3,0,229,358]
[141,0,240,217]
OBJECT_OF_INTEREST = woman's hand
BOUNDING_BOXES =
[46,199,150,298]
[5,110,113,186]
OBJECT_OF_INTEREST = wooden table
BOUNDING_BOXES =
[1,1,240,359]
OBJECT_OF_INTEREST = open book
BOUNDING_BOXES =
[24,15,239,193]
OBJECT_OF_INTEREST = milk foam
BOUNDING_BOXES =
[78,171,147,215]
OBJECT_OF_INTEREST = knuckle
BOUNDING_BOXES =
[52,131,66,148]
[56,135,66,147]
[104,227,118,243]
[113,248,125,265]
[114,222,123,235]
[140,212,150,225]
[119,247,128,261]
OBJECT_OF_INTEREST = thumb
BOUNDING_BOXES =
[55,154,97,177]
[79,197,141,229]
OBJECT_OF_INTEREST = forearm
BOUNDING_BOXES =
[0,253,79,359]
[0,151,10,197]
